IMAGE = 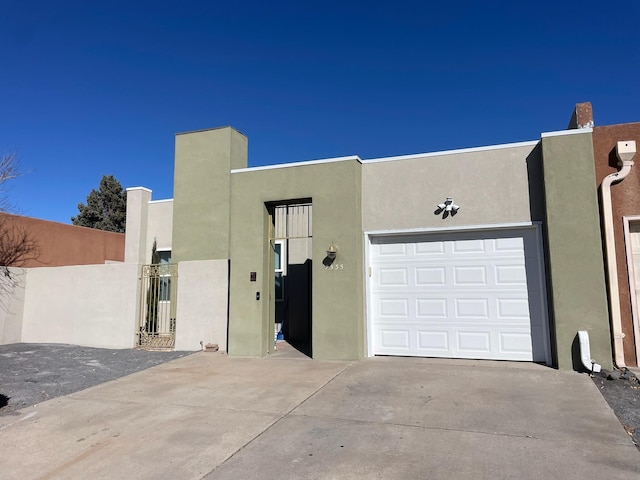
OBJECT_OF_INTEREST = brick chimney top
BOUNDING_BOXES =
[567,102,594,129]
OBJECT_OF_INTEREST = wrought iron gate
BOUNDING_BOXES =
[138,263,178,349]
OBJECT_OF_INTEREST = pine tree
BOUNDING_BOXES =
[72,175,126,233]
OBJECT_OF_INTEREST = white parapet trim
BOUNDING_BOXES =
[540,128,593,138]
[231,155,362,173]
[364,140,539,164]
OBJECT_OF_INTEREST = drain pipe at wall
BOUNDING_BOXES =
[578,330,601,373]
[601,141,636,369]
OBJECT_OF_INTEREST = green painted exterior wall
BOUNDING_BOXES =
[228,161,364,360]
[172,127,247,263]
[541,131,613,370]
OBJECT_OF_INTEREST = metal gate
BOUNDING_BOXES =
[138,263,178,349]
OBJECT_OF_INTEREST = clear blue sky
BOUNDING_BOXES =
[1,1,639,224]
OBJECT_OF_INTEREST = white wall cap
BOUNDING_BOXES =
[541,128,593,138]
[231,155,362,173]
[126,187,152,193]
[363,140,539,164]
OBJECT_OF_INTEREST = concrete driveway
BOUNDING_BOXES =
[1,350,639,480]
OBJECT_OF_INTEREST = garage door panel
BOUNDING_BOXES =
[455,298,490,318]
[377,243,408,256]
[379,298,409,317]
[417,330,449,351]
[370,228,547,362]
[497,298,530,319]
[378,268,409,286]
[375,328,534,361]
[457,331,492,353]
[415,267,447,286]
[379,329,411,350]
[452,238,486,254]
[495,265,527,285]
[415,241,445,255]
[453,265,488,286]
[499,332,533,356]
[416,298,448,318]
[376,293,532,322]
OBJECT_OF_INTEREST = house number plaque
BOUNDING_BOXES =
[324,264,344,270]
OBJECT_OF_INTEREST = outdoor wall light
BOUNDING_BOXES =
[435,197,460,218]
[326,242,338,260]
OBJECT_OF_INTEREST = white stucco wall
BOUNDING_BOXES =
[175,259,228,352]
[20,263,140,349]
[125,189,173,264]
[0,268,26,345]
[146,199,174,258]
[362,142,542,231]
[125,187,151,263]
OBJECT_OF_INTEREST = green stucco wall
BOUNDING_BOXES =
[228,161,364,360]
[541,131,613,370]
[172,127,247,263]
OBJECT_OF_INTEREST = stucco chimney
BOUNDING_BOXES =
[567,102,594,129]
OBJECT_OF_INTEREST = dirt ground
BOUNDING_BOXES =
[592,369,640,450]
[0,343,192,416]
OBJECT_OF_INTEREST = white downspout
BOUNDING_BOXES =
[601,141,636,368]
[578,330,601,373]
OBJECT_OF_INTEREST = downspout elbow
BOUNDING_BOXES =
[578,330,601,373]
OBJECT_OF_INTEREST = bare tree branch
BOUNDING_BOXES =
[0,151,39,305]
[0,216,40,267]
[0,151,22,213]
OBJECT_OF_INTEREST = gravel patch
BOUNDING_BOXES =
[592,369,640,450]
[0,343,193,416]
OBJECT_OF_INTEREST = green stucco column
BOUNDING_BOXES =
[172,127,247,263]
[541,131,613,370]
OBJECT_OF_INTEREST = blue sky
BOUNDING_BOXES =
[1,1,639,224]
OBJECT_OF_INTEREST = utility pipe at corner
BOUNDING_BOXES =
[600,140,636,369]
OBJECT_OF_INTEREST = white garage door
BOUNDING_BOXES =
[369,228,547,362]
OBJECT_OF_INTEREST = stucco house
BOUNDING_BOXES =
[2,103,637,372]
[121,103,639,371]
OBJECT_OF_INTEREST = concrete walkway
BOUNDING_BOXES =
[1,352,639,480]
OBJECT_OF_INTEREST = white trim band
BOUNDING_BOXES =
[541,128,593,138]
[364,140,539,164]
[232,155,362,173]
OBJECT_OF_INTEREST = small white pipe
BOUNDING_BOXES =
[600,141,636,368]
[578,330,601,373]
